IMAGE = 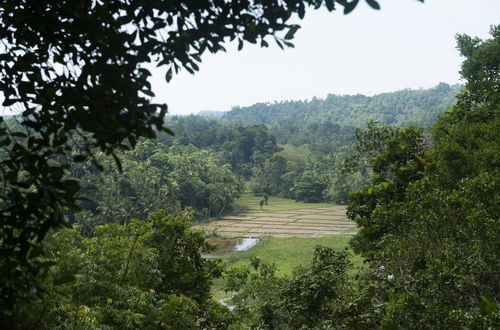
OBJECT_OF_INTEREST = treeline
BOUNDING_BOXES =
[53,120,280,229]
[155,116,359,204]
[159,117,279,177]
[154,115,360,204]
[68,140,245,230]
[51,78,464,220]
[225,82,461,129]
[153,83,462,204]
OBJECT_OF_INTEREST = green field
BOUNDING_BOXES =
[233,192,334,212]
[220,193,360,275]
[211,235,363,300]
[224,235,363,276]
[211,194,361,300]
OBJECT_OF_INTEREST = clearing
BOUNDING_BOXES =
[204,194,361,300]
[194,193,356,238]
[225,236,364,275]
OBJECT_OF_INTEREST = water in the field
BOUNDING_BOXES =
[204,237,259,257]
[234,238,259,251]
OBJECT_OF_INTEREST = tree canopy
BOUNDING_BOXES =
[225,83,460,129]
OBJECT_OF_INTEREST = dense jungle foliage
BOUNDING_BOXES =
[50,79,461,237]
[158,83,461,205]
[60,80,461,235]
[70,141,245,232]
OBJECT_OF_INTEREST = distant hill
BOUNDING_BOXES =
[224,83,462,128]
[165,111,225,120]
[197,110,226,118]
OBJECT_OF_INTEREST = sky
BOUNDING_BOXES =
[150,0,500,115]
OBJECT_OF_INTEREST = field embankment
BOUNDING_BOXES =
[194,193,356,238]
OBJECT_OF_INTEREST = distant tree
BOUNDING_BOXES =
[259,198,265,210]
[263,193,270,205]
[252,155,288,195]
[293,169,329,203]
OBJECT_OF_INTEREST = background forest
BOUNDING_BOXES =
[64,81,461,233]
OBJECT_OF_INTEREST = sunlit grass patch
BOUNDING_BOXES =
[224,235,363,276]
[211,235,363,301]
[233,193,334,212]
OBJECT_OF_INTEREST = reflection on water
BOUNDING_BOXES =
[205,237,260,257]
[234,238,259,251]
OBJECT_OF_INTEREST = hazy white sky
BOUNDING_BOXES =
[152,0,500,115]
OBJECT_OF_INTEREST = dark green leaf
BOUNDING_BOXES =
[285,25,300,40]
[162,127,175,136]
[2,98,17,107]
[141,89,155,97]
[73,155,86,162]
[343,0,359,14]
[366,0,381,10]
[165,68,173,82]
[53,273,76,286]
[480,296,498,315]
[326,0,336,11]
[298,2,305,19]
[111,152,123,172]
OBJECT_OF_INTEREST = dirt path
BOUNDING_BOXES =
[194,206,356,238]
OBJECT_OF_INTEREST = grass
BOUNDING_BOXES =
[211,194,358,300]
[233,192,334,212]
[224,235,363,276]
[211,235,363,300]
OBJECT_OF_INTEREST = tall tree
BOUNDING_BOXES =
[347,25,500,328]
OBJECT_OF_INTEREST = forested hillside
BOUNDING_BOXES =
[225,82,460,128]
[156,83,463,204]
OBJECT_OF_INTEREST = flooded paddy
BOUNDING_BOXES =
[194,205,356,238]
[204,237,259,258]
